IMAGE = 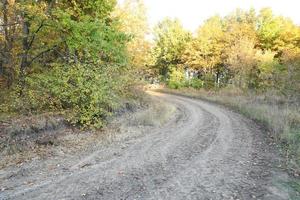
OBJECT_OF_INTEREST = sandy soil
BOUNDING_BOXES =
[0,92,298,200]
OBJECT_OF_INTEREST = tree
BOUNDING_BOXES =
[255,50,280,89]
[222,9,259,88]
[226,38,259,89]
[183,16,225,86]
[257,8,300,53]
[152,18,191,79]
[113,0,150,71]
[0,0,18,88]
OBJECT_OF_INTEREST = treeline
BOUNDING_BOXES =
[0,0,149,127]
[151,8,300,98]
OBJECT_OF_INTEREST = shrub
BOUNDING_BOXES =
[167,68,186,89]
[167,68,205,89]
[189,78,204,89]
[4,63,131,128]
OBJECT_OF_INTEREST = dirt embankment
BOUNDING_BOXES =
[0,92,299,199]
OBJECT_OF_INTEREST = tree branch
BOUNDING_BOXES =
[28,21,45,49]
[27,44,59,66]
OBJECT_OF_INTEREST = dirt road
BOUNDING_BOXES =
[0,92,295,199]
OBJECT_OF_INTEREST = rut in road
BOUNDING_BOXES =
[0,92,293,200]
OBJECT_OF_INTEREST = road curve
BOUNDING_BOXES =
[0,92,292,200]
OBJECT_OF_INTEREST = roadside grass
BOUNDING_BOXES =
[155,87,300,176]
[129,96,176,127]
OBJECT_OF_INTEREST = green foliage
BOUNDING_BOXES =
[167,68,204,89]
[55,6,128,64]
[185,15,225,72]
[2,62,136,128]
[0,0,142,128]
[167,67,186,89]
[25,64,125,128]
[57,0,117,19]
[152,18,191,78]
[189,78,204,89]
[257,8,283,50]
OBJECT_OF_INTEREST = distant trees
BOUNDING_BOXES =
[151,8,300,97]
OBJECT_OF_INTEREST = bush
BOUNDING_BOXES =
[167,68,186,89]
[4,63,131,128]
[189,78,204,89]
[167,68,205,89]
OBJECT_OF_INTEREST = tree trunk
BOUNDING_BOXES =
[2,0,14,88]
[19,15,30,95]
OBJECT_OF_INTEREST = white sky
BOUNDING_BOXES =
[118,0,300,32]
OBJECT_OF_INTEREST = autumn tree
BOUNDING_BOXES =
[152,18,191,79]
[226,38,259,89]
[223,9,259,89]
[113,0,150,71]
[183,16,225,87]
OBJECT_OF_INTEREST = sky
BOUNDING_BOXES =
[118,0,300,32]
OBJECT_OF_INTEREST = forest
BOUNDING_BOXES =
[152,8,300,95]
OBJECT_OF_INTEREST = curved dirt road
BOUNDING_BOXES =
[0,92,294,199]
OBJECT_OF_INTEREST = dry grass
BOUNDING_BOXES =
[129,96,176,127]
[156,87,300,175]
